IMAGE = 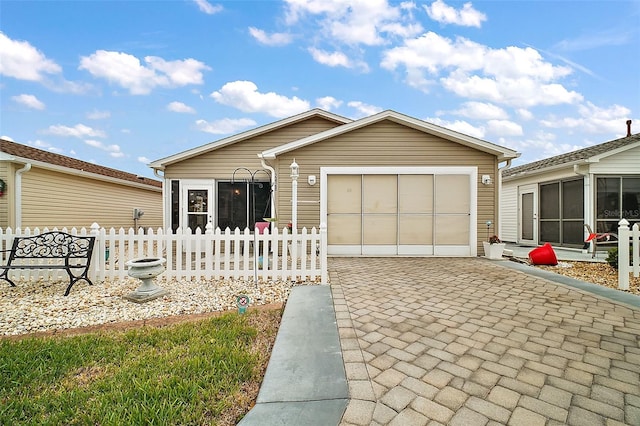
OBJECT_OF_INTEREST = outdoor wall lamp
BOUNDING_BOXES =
[481,175,492,185]
[290,159,299,179]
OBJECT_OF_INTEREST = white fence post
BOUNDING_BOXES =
[320,222,328,284]
[618,219,630,290]
[633,223,640,278]
[89,222,102,283]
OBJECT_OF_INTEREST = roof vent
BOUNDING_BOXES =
[627,119,632,137]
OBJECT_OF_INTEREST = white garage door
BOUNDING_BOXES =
[324,168,475,256]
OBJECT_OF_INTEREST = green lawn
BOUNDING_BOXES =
[0,309,281,425]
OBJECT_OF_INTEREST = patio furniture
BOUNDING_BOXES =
[0,231,95,295]
[584,224,618,258]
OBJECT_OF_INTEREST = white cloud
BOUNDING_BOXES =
[210,81,310,118]
[44,124,106,138]
[347,101,383,117]
[84,139,124,158]
[308,47,369,72]
[12,94,45,110]
[284,0,421,45]
[138,156,151,164]
[87,110,111,120]
[0,32,61,81]
[316,96,343,111]
[381,32,582,107]
[449,101,507,120]
[79,51,210,95]
[193,0,223,15]
[516,108,534,121]
[539,102,632,135]
[249,27,293,46]
[167,101,196,114]
[441,72,583,107]
[424,116,486,139]
[424,0,486,28]
[486,120,523,136]
[0,135,15,142]
[195,117,257,134]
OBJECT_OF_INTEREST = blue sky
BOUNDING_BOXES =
[1,0,639,179]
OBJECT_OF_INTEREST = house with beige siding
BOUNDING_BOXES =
[0,139,163,231]
[149,109,519,257]
[500,124,640,250]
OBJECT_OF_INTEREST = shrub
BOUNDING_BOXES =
[606,246,634,270]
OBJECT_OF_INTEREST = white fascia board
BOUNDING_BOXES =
[261,110,519,160]
[149,108,351,169]
[9,156,161,192]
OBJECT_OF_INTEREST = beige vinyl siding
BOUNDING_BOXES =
[0,163,9,228]
[163,117,342,178]
[271,120,497,251]
[19,167,162,230]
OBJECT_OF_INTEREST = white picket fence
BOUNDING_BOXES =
[618,219,640,290]
[0,222,328,286]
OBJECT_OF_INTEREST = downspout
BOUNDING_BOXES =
[259,155,277,222]
[497,159,512,240]
[15,162,32,229]
[153,169,167,230]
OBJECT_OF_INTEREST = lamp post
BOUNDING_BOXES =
[290,159,299,231]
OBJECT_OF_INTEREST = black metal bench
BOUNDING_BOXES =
[0,231,96,295]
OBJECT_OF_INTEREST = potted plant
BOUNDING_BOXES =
[483,235,506,260]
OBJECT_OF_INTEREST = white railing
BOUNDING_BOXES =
[618,219,640,290]
[0,222,328,285]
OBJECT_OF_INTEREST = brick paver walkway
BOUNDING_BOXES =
[330,257,640,425]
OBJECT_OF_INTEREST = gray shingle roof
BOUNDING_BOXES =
[503,133,640,178]
[0,139,162,188]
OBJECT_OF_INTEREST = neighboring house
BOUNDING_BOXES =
[501,122,640,248]
[0,139,163,230]
[149,109,519,257]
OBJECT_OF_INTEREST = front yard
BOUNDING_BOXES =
[0,309,281,425]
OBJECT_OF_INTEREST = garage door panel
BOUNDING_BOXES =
[328,214,361,244]
[363,175,397,213]
[399,214,433,244]
[435,175,470,213]
[363,214,397,244]
[328,175,361,214]
[434,215,469,245]
[399,175,433,213]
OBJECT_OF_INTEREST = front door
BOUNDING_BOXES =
[518,184,538,245]
[181,181,214,233]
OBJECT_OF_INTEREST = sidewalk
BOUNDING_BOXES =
[238,285,349,425]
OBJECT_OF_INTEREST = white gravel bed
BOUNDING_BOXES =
[1,277,316,336]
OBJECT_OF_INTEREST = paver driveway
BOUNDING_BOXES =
[330,257,640,425]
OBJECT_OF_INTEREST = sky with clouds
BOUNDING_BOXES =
[1,0,639,178]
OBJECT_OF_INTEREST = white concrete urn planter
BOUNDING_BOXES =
[483,242,506,260]
[124,257,168,303]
